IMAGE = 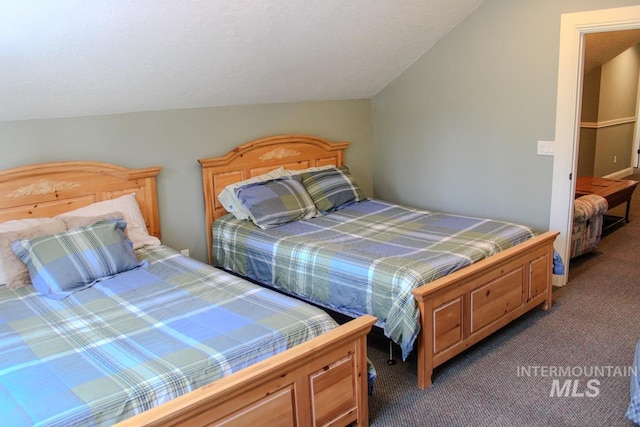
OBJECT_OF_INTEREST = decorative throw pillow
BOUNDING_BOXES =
[235,177,317,229]
[0,218,68,288]
[218,167,290,220]
[56,193,160,249]
[300,166,367,213]
[12,218,144,299]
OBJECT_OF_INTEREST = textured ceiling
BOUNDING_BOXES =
[1,0,484,122]
[584,29,640,74]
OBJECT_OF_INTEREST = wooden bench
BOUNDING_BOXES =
[575,176,639,229]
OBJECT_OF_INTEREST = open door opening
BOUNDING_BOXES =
[549,5,640,287]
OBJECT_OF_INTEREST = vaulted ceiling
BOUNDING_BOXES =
[1,0,484,122]
[6,2,640,124]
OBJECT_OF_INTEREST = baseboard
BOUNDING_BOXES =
[603,167,634,180]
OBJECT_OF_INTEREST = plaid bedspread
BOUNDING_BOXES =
[213,199,537,360]
[0,245,337,426]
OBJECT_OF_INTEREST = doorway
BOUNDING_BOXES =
[578,31,640,179]
[549,5,640,286]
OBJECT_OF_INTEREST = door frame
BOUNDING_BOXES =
[550,5,640,286]
[634,69,640,168]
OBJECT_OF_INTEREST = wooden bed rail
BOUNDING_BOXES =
[116,315,377,427]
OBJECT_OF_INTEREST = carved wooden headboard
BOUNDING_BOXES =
[198,134,349,263]
[0,161,162,239]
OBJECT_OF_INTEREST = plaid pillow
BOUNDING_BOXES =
[300,166,366,213]
[11,218,144,299]
[218,167,290,220]
[235,177,317,229]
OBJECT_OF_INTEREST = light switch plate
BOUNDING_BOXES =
[537,140,555,156]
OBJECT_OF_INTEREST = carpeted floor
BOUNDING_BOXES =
[366,175,640,426]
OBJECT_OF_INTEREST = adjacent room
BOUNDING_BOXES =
[2,1,640,426]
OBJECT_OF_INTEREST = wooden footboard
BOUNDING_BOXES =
[116,315,376,427]
[412,231,558,389]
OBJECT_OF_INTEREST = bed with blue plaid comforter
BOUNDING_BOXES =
[0,245,337,426]
[213,199,537,360]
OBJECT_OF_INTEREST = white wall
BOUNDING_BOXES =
[0,99,372,262]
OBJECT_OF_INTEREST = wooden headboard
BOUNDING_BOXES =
[198,134,349,263]
[0,161,162,239]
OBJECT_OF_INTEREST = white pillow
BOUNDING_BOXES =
[217,167,290,220]
[56,193,160,249]
[285,164,336,176]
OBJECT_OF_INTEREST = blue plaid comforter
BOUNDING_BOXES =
[213,199,537,360]
[0,245,337,426]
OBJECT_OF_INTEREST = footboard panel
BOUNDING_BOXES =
[412,231,558,389]
[116,315,376,427]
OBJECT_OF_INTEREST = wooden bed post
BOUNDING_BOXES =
[414,298,434,389]
[355,326,370,426]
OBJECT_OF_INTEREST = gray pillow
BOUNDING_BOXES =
[235,177,317,229]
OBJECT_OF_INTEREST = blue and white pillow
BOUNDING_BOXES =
[235,177,317,229]
[217,167,290,220]
[12,218,144,299]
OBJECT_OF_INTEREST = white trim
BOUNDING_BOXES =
[550,5,640,287]
[635,69,640,167]
[580,116,636,128]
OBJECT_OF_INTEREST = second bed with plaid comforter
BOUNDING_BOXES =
[213,199,537,360]
[0,245,337,426]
